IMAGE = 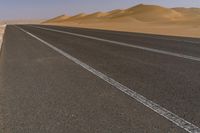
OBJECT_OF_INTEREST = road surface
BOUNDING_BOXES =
[0,25,200,133]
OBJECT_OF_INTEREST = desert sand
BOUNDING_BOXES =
[2,19,45,25]
[43,4,200,38]
[0,24,6,49]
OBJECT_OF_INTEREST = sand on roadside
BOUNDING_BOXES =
[0,25,6,49]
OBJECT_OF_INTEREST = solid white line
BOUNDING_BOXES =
[31,25,200,62]
[38,25,200,44]
[107,30,200,44]
[136,34,200,44]
[16,26,200,133]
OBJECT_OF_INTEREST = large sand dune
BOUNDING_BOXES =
[112,4,183,21]
[43,4,200,38]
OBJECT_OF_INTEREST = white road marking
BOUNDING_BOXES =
[30,25,200,62]
[37,25,200,44]
[104,30,200,44]
[135,34,200,44]
[17,26,200,133]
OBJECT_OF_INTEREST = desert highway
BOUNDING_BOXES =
[0,25,200,133]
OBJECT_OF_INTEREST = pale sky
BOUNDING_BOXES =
[0,0,200,20]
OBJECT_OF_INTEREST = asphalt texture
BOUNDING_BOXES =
[1,25,200,133]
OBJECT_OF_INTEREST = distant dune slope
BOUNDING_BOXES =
[173,8,200,17]
[44,15,70,23]
[43,4,200,38]
[44,4,200,23]
[64,13,87,21]
[123,4,183,21]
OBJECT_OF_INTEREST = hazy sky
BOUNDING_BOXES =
[0,0,200,20]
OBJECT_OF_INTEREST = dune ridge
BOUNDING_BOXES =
[43,4,200,38]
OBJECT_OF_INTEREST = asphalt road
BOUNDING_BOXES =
[0,25,200,133]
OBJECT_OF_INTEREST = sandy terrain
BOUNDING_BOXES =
[0,25,6,49]
[2,19,45,25]
[44,4,200,38]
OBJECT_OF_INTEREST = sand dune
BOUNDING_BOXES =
[84,12,108,18]
[45,15,69,23]
[43,4,200,38]
[68,12,109,23]
[105,9,125,18]
[173,8,200,17]
[107,9,124,15]
[65,13,87,21]
[123,4,183,21]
